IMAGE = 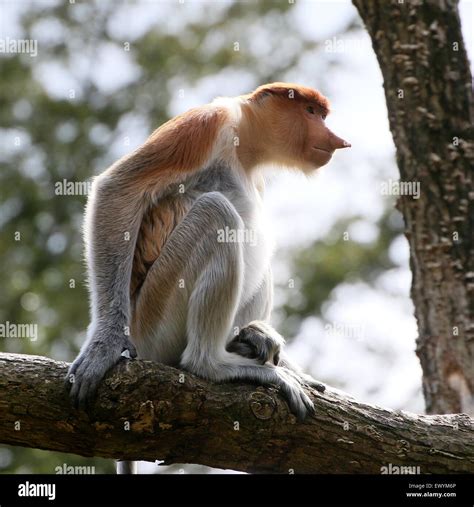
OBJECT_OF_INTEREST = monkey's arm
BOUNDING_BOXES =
[67,172,145,408]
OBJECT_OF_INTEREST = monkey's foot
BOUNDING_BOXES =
[283,368,326,393]
[273,367,315,420]
[226,321,284,366]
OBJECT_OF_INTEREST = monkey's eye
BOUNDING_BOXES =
[306,106,315,114]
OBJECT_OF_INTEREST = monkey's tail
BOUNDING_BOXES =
[116,460,137,474]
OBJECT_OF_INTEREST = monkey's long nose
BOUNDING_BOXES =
[329,130,351,150]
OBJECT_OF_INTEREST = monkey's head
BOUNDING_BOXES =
[237,82,350,172]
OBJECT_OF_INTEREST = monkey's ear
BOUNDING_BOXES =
[250,87,277,104]
[247,89,272,106]
[250,83,294,103]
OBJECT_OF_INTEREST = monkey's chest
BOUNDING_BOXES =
[238,206,274,304]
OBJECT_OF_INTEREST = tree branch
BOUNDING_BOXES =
[1,353,473,473]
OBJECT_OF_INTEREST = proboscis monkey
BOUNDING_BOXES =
[67,82,350,445]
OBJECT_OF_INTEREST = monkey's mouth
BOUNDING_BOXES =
[312,146,332,154]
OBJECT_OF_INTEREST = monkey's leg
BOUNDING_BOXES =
[134,192,314,419]
[226,269,279,364]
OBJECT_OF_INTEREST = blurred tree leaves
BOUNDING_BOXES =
[279,209,404,338]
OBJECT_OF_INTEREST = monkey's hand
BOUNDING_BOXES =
[66,332,137,410]
[226,321,284,366]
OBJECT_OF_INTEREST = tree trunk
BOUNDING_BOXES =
[352,0,474,414]
[0,353,473,473]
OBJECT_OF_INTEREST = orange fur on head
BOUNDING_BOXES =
[249,82,330,117]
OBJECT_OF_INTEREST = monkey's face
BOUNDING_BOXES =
[300,103,350,171]
[237,84,350,171]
